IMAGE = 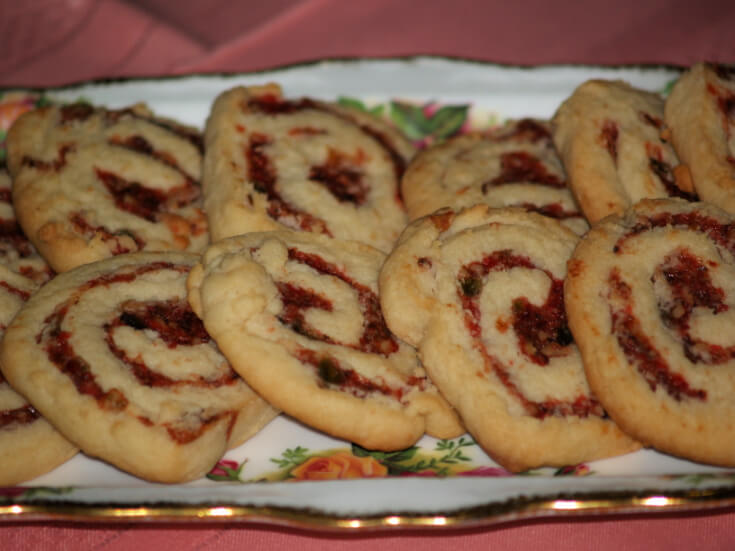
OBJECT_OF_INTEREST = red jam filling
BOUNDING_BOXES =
[0,404,40,429]
[95,168,200,223]
[308,149,369,205]
[639,111,664,129]
[601,120,619,161]
[0,280,30,301]
[70,212,145,254]
[608,269,706,401]
[108,135,192,179]
[59,103,94,123]
[246,94,406,185]
[417,256,432,269]
[277,281,336,343]
[511,280,574,365]
[655,250,733,364]
[614,211,735,255]
[164,411,235,445]
[457,249,597,419]
[36,262,238,442]
[103,108,204,153]
[283,247,399,356]
[512,201,584,221]
[645,143,697,201]
[104,298,239,388]
[247,133,330,234]
[296,347,411,401]
[22,144,74,171]
[482,151,564,191]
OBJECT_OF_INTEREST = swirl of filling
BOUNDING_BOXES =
[602,206,735,402]
[260,243,433,403]
[457,249,602,419]
[35,260,245,444]
[203,85,413,252]
[11,103,208,272]
[401,119,588,235]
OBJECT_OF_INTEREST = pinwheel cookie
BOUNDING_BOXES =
[201,83,415,252]
[379,205,639,472]
[566,198,735,467]
[665,63,735,212]
[402,118,588,235]
[0,252,278,483]
[187,230,463,451]
[0,169,77,485]
[5,102,208,273]
[552,79,695,224]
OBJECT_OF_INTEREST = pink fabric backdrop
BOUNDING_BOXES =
[2,0,735,549]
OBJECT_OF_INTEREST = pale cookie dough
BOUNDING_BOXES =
[403,119,588,235]
[0,251,277,483]
[187,229,463,451]
[202,83,415,252]
[379,205,639,472]
[0,168,77,485]
[566,198,735,467]
[665,63,735,212]
[5,102,208,272]
[553,79,695,224]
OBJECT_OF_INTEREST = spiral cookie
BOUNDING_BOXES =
[201,83,415,252]
[566,198,735,466]
[379,205,639,472]
[0,252,278,483]
[187,230,463,451]
[5,102,208,273]
[0,169,78,485]
[552,79,696,224]
[402,119,588,235]
[665,63,735,212]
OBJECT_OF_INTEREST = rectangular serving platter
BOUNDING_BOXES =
[2,57,735,531]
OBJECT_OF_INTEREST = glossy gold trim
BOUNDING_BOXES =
[3,487,735,531]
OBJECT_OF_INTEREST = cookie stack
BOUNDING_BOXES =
[0,61,734,483]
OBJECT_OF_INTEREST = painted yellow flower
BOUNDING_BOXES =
[290,451,388,481]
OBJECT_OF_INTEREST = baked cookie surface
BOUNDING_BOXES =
[5,102,208,272]
[552,79,695,224]
[0,251,277,483]
[187,229,463,451]
[402,119,588,235]
[0,167,77,485]
[565,198,735,466]
[202,84,414,252]
[665,63,735,212]
[379,206,638,472]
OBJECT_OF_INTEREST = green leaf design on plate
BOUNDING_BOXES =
[390,101,469,142]
[389,101,432,140]
[352,436,476,476]
[206,459,248,482]
[424,105,469,139]
[338,96,385,117]
[270,446,310,470]
[0,486,75,501]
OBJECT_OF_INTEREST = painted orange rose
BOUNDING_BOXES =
[290,451,388,481]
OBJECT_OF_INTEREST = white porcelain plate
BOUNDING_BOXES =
[2,57,734,531]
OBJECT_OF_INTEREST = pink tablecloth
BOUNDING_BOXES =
[2,1,735,549]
